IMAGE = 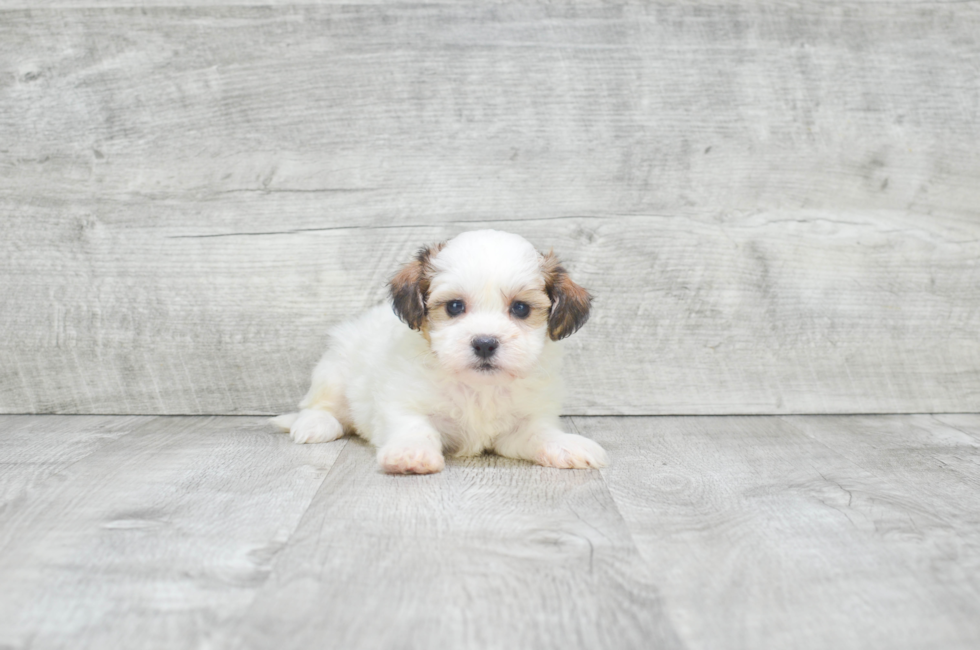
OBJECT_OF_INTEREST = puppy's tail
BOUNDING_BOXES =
[269,412,300,432]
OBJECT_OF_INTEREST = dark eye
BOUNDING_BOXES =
[510,301,530,319]
[446,299,466,317]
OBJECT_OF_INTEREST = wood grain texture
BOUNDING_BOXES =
[0,415,346,650]
[3,414,980,649]
[231,434,682,650]
[0,414,138,508]
[933,413,980,442]
[8,0,977,6]
[576,415,980,650]
[1,2,979,415]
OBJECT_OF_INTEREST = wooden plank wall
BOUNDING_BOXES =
[1,2,978,415]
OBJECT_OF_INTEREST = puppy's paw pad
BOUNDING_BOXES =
[290,410,344,444]
[378,446,445,474]
[535,435,609,469]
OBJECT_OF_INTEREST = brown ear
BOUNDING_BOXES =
[389,243,444,330]
[541,251,592,341]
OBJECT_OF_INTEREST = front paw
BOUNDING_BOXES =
[377,444,445,475]
[535,433,609,469]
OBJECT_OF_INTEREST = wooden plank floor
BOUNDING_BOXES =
[1,414,978,649]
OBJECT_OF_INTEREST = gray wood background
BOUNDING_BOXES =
[4,413,980,648]
[2,1,978,415]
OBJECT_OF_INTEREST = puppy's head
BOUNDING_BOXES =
[389,230,591,380]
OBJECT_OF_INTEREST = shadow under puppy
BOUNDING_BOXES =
[271,229,608,474]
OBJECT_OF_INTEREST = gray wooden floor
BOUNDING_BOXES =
[1,414,979,649]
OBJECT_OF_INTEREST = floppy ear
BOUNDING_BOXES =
[389,243,443,330]
[541,251,592,341]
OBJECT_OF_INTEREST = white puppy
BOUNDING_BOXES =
[271,229,607,474]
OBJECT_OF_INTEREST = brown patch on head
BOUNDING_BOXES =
[389,242,445,331]
[541,250,592,340]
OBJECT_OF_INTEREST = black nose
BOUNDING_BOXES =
[471,336,499,359]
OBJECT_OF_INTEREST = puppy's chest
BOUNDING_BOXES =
[429,383,524,454]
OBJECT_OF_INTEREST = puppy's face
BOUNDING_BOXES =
[389,230,591,381]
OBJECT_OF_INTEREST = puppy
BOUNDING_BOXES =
[271,229,608,474]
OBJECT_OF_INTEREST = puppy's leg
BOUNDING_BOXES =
[494,419,608,469]
[287,409,345,444]
[376,413,445,475]
[279,362,352,444]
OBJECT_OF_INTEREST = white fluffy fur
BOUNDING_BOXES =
[272,230,608,474]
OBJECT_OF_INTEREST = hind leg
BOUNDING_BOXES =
[288,409,345,444]
[273,352,353,445]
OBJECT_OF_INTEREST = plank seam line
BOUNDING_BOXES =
[928,414,980,443]
[566,415,659,567]
[162,215,610,238]
[566,413,692,649]
[218,435,352,645]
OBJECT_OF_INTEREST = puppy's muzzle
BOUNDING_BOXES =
[471,336,499,360]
